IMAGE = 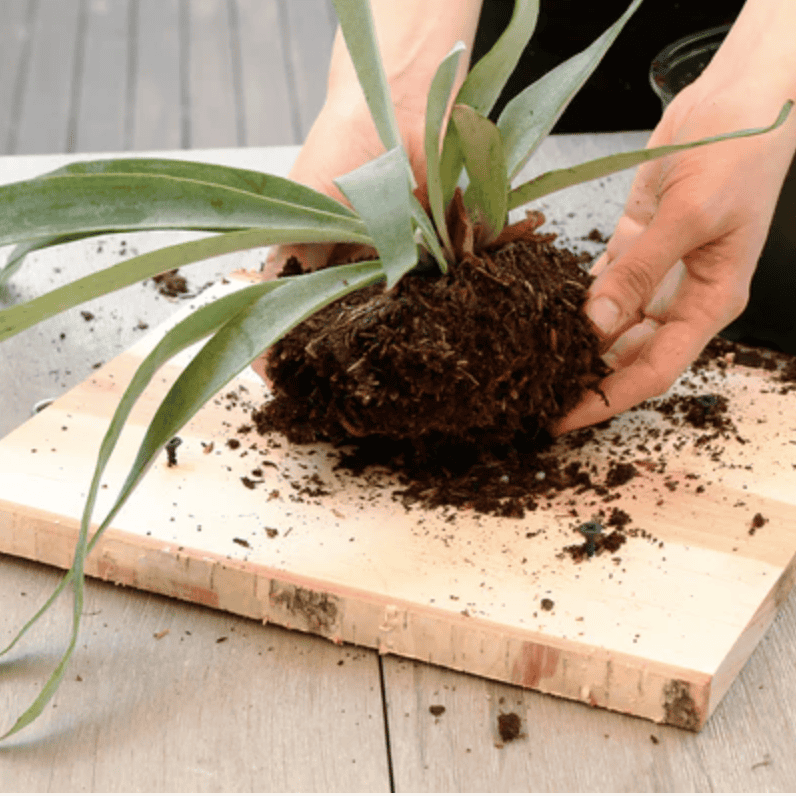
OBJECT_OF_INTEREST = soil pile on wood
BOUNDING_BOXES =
[256,226,611,453]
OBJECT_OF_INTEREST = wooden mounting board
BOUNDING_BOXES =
[2,274,796,731]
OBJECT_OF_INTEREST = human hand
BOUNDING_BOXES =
[259,95,429,282]
[552,79,796,435]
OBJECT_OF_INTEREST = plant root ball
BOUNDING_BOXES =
[256,238,611,448]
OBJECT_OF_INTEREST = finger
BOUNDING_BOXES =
[583,201,707,346]
[551,317,712,435]
[261,242,336,280]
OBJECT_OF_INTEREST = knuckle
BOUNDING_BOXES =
[608,258,660,306]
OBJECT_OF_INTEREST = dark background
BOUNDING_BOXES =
[473,0,746,131]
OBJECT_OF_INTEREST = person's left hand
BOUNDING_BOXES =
[551,79,796,436]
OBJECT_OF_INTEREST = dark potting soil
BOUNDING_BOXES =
[258,230,610,450]
[251,219,796,531]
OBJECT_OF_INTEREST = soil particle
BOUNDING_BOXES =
[563,530,627,562]
[429,705,446,717]
[497,711,523,742]
[604,462,638,488]
[749,512,768,535]
[606,507,632,530]
[540,598,555,611]
[586,228,608,243]
[152,268,189,297]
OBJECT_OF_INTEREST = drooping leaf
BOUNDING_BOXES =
[498,0,644,180]
[335,148,418,289]
[452,105,508,243]
[0,158,360,284]
[0,172,367,248]
[1,262,383,739]
[508,100,794,209]
[37,157,359,217]
[0,225,373,343]
[424,41,466,261]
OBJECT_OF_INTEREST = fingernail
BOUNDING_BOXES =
[586,296,621,337]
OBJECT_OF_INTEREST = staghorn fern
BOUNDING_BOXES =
[0,0,791,739]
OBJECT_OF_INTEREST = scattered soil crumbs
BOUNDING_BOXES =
[247,254,796,568]
[497,712,523,743]
[563,530,627,563]
[151,268,189,297]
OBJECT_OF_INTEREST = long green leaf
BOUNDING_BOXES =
[0,225,373,343]
[0,172,366,247]
[424,41,466,260]
[0,279,297,739]
[332,0,405,165]
[37,157,358,217]
[455,0,540,116]
[0,158,359,284]
[508,100,794,209]
[452,105,508,243]
[335,148,418,289]
[439,0,540,206]
[498,0,643,180]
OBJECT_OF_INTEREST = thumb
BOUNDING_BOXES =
[584,207,697,343]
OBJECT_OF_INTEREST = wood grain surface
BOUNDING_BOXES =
[2,267,795,731]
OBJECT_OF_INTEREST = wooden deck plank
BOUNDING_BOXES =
[72,0,133,153]
[0,554,391,792]
[0,0,32,155]
[281,0,336,140]
[235,0,296,146]
[11,0,83,155]
[186,0,241,149]
[130,0,183,151]
[382,614,796,794]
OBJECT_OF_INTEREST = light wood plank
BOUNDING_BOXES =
[130,0,183,151]
[72,0,132,152]
[3,137,796,735]
[235,0,295,146]
[0,0,32,155]
[11,0,83,154]
[0,554,391,792]
[281,0,335,139]
[3,235,796,732]
[186,0,241,148]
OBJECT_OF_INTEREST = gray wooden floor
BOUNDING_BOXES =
[3,2,796,793]
[0,0,336,156]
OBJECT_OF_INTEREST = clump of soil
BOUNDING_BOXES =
[258,213,610,452]
[497,711,523,742]
[152,268,188,297]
